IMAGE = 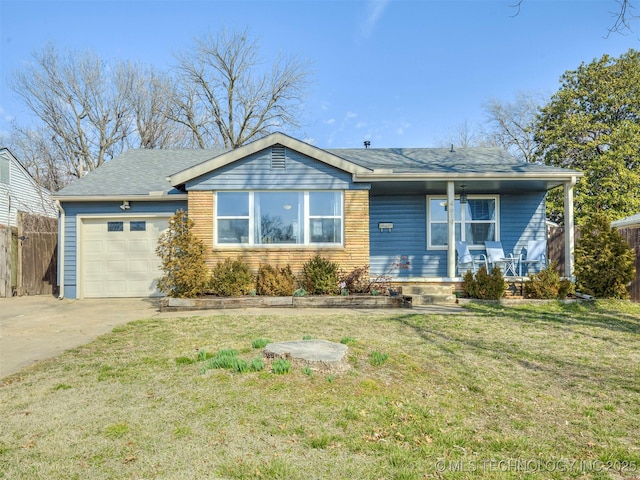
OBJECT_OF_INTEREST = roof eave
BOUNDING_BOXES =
[353,172,584,182]
[52,193,188,202]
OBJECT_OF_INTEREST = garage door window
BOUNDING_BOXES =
[108,221,124,232]
[130,221,146,231]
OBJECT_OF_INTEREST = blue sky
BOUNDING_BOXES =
[1,0,638,149]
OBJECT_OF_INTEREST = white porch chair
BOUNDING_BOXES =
[455,241,487,276]
[520,239,547,274]
[484,241,519,276]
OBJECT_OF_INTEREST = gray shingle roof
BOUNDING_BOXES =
[54,143,577,198]
[328,147,572,175]
[55,149,228,196]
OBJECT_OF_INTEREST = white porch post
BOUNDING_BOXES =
[447,181,456,278]
[563,176,577,279]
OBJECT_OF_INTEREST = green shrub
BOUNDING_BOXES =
[300,255,340,295]
[156,210,209,298]
[462,265,507,300]
[340,265,371,294]
[524,261,575,299]
[208,257,254,296]
[256,264,295,296]
[575,213,636,299]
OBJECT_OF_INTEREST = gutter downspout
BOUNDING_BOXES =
[55,200,65,299]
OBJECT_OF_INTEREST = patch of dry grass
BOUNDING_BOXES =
[1,301,640,479]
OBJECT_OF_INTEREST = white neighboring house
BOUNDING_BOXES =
[0,148,56,226]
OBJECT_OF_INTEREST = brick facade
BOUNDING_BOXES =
[187,190,370,275]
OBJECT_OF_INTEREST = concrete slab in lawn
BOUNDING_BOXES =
[263,339,350,372]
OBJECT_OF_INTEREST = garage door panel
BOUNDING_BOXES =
[84,260,105,275]
[81,217,168,298]
[106,240,126,255]
[128,239,152,255]
[106,259,126,274]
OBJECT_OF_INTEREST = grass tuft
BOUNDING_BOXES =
[368,351,389,366]
[271,358,291,374]
[251,338,271,349]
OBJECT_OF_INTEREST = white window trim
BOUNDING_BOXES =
[426,195,500,250]
[215,190,344,247]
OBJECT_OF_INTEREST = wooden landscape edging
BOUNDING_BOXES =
[162,295,410,311]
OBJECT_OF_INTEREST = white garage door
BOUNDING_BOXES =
[81,217,168,298]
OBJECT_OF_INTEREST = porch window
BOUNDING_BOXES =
[427,196,499,248]
[216,191,343,246]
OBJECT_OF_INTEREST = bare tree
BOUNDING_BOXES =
[482,91,545,163]
[173,29,311,149]
[510,0,637,36]
[125,64,193,149]
[435,120,495,148]
[10,43,134,178]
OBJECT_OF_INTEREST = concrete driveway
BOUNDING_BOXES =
[0,296,173,378]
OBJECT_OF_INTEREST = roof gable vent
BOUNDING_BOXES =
[271,145,286,170]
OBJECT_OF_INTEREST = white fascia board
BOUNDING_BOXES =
[169,132,372,186]
[352,171,583,182]
[52,194,188,202]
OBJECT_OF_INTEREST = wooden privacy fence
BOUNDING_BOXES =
[548,225,640,302]
[17,212,58,296]
[0,212,58,297]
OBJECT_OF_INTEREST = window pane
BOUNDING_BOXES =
[430,199,462,221]
[430,199,448,221]
[432,223,461,245]
[218,192,249,216]
[130,221,146,231]
[310,218,341,243]
[310,192,341,216]
[465,223,495,244]
[431,224,447,246]
[218,219,249,243]
[255,192,302,244]
[107,222,123,232]
[466,199,495,221]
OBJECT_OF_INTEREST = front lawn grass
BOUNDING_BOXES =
[1,301,640,479]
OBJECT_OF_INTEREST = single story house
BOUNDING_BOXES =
[52,132,582,299]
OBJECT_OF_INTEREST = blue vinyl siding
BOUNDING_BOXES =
[369,195,438,279]
[60,200,187,299]
[369,192,547,278]
[186,147,369,191]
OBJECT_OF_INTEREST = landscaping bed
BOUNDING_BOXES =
[162,294,411,311]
